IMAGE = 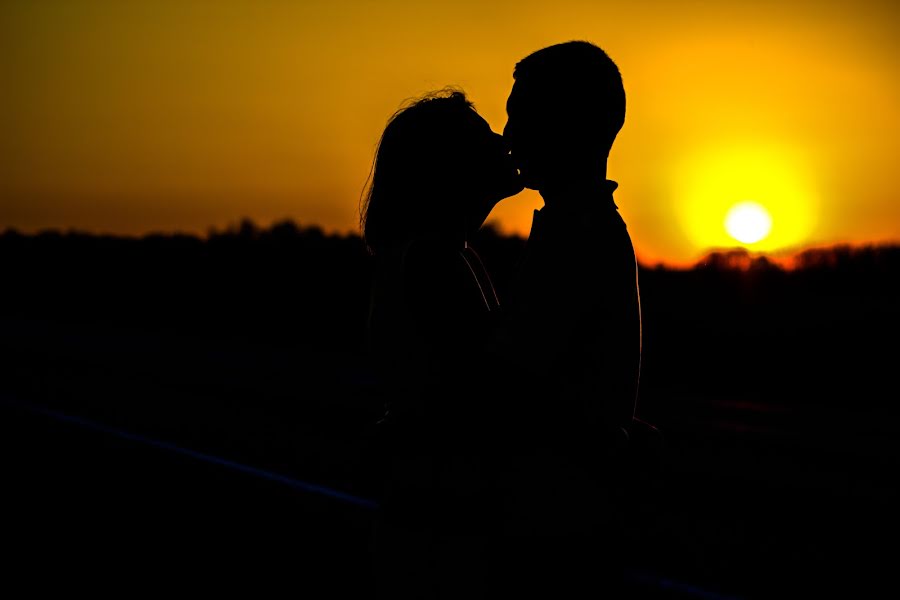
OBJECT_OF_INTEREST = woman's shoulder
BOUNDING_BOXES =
[400,239,482,305]
[401,238,470,276]
[402,237,463,261]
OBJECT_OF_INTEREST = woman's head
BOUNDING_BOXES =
[361,89,522,254]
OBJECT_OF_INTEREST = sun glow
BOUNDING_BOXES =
[725,202,772,244]
[676,145,818,254]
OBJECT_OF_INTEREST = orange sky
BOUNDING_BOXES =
[1,0,898,265]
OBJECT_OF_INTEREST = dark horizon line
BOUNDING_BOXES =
[2,218,898,272]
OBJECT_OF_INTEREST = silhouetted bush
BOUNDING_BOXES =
[1,222,897,419]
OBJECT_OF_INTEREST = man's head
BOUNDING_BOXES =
[504,41,625,190]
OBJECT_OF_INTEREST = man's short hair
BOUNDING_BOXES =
[514,41,625,151]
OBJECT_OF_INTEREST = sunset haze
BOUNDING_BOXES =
[2,0,898,265]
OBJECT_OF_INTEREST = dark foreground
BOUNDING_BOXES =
[1,228,898,597]
[2,318,896,599]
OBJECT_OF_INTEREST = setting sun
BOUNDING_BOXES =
[725,202,772,245]
[675,145,818,254]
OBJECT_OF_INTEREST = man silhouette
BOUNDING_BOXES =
[489,40,642,595]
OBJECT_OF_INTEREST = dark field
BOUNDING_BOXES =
[2,222,898,598]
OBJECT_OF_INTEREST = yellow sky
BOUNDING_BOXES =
[2,0,898,264]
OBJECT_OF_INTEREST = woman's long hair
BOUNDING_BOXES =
[360,89,476,255]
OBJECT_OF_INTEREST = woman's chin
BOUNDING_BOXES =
[499,176,525,200]
[476,176,525,214]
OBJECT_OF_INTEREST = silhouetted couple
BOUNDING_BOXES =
[365,41,641,598]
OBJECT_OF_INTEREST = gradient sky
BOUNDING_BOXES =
[2,0,898,264]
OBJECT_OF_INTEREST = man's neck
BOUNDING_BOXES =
[539,172,614,207]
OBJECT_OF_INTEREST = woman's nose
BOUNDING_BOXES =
[503,122,519,149]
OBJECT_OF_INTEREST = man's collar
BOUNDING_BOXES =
[539,179,619,210]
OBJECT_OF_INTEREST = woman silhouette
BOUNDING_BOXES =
[362,89,522,598]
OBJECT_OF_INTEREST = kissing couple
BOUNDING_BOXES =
[364,41,643,598]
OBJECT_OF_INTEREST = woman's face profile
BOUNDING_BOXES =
[453,110,523,219]
[364,95,523,247]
